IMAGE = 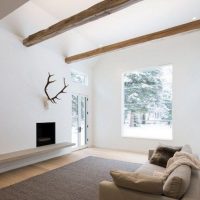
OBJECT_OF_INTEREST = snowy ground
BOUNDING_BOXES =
[72,127,86,148]
[123,124,172,140]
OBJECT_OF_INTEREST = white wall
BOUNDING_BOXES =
[93,31,200,155]
[0,2,94,172]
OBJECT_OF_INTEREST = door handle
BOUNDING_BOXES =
[78,127,81,133]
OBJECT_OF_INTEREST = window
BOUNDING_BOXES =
[122,65,172,140]
[71,70,88,86]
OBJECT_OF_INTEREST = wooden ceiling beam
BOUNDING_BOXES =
[65,20,200,64]
[23,0,141,47]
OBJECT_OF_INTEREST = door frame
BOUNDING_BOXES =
[71,93,89,151]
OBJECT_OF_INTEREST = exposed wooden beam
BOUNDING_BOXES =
[65,20,200,64]
[23,0,141,47]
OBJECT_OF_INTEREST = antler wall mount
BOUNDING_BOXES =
[44,73,69,106]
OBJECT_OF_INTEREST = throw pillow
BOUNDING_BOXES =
[110,170,164,195]
[150,145,182,168]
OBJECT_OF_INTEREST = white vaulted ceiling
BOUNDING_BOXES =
[0,0,29,20]
[1,0,200,61]
[31,0,200,47]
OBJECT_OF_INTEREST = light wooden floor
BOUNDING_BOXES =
[0,148,147,189]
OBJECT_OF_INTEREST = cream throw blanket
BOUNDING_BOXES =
[162,151,200,179]
[153,152,200,179]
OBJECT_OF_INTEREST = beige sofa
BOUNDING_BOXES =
[99,145,200,200]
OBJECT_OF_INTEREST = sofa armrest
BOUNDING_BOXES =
[182,170,200,200]
[99,181,173,200]
[148,149,154,160]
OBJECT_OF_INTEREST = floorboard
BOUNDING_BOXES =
[0,148,147,189]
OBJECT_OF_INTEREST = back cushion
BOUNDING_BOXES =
[181,145,192,154]
[163,165,191,199]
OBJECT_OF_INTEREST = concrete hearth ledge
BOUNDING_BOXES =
[0,142,75,165]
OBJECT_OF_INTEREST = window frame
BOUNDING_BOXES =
[70,70,88,86]
[121,65,173,141]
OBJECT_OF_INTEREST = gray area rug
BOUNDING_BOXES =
[0,156,141,200]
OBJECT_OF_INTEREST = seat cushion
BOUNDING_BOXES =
[163,164,191,199]
[100,181,176,200]
[136,163,165,176]
[110,170,164,195]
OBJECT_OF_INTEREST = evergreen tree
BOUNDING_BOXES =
[124,68,171,127]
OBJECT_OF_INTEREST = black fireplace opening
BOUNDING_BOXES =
[36,122,55,147]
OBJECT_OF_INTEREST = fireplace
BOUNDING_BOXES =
[36,122,55,147]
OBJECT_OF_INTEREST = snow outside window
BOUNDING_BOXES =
[71,71,88,86]
[122,65,172,140]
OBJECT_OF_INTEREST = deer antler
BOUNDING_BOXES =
[44,73,68,104]
[51,78,68,103]
[44,73,56,103]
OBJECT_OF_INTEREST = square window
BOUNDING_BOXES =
[122,65,172,140]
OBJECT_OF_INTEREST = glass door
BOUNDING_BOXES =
[72,94,88,150]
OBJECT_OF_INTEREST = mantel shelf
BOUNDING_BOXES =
[0,142,75,165]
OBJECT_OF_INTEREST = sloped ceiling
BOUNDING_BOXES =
[31,0,200,47]
[0,0,200,64]
[0,1,98,63]
[0,0,29,20]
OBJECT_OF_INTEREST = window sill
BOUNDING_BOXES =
[122,134,173,141]
[122,126,173,141]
